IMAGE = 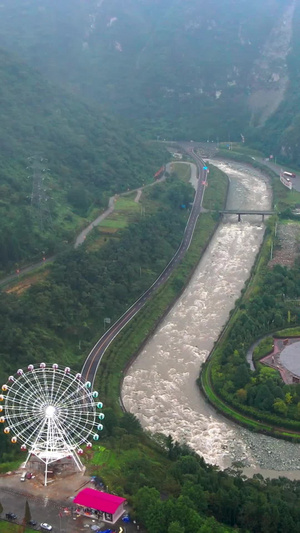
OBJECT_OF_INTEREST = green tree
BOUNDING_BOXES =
[234,364,250,389]
[168,521,184,533]
[120,412,142,434]
[285,392,293,405]
[236,388,247,403]
[273,398,288,417]
[102,408,118,436]
[295,402,300,420]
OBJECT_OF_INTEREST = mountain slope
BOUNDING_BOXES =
[250,0,300,166]
[0,0,292,142]
[0,47,166,271]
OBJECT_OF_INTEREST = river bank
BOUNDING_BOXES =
[122,159,300,478]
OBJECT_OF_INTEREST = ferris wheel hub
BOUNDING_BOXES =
[45,405,56,418]
[1,363,104,486]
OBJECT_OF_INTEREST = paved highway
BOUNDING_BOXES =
[81,150,207,384]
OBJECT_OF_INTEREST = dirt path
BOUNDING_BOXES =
[0,164,182,289]
[74,195,116,248]
[134,189,142,203]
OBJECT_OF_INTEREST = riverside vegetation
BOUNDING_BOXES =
[200,149,300,439]
[0,166,196,462]
[81,161,300,533]
[3,163,300,532]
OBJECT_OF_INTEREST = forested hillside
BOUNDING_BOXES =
[251,0,300,166]
[0,47,166,272]
[0,0,292,142]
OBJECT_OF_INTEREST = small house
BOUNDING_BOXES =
[73,487,126,524]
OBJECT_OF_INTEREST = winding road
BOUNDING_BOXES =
[81,150,207,383]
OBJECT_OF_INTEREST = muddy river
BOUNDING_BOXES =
[122,160,300,478]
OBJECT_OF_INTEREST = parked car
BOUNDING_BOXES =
[6,512,17,520]
[20,473,26,481]
[40,524,53,531]
[28,519,37,526]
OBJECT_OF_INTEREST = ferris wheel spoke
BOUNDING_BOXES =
[9,413,46,439]
[52,415,78,449]
[3,364,101,461]
[58,408,94,422]
[41,368,52,405]
[6,411,44,426]
[5,395,39,409]
[54,413,87,447]
[49,366,57,404]
[56,388,91,410]
[27,416,48,451]
[5,401,44,417]
[6,410,42,428]
[55,410,94,432]
[58,417,95,436]
[8,374,45,411]
[63,400,95,412]
[20,369,47,404]
[51,370,70,405]
[52,373,79,406]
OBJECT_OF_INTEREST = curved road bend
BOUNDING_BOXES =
[81,151,207,384]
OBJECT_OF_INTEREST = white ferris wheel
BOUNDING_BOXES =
[0,363,104,485]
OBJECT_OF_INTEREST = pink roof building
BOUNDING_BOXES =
[74,488,126,524]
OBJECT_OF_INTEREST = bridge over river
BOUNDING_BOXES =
[221,209,276,221]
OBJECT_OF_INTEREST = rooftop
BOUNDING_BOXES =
[73,488,126,514]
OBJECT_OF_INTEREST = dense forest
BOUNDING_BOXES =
[2,1,300,531]
[250,1,300,166]
[0,47,166,272]
[209,260,300,429]
[0,0,290,142]
[0,175,193,455]
[81,412,300,533]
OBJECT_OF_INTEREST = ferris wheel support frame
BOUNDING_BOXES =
[23,441,84,487]
[1,363,104,487]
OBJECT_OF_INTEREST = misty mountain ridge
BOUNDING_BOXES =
[0,0,299,162]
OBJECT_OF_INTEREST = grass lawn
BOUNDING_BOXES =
[203,164,228,211]
[114,195,140,211]
[98,216,128,229]
[84,440,171,497]
[0,523,35,532]
[253,336,274,362]
[89,445,119,468]
[219,142,265,159]
[276,327,300,337]
[171,162,191,183]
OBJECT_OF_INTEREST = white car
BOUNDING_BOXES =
[40,524,53,531]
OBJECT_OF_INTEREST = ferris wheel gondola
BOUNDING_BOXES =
[1,363,104,485]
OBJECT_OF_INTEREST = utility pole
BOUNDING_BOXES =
[27,155,52,231]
